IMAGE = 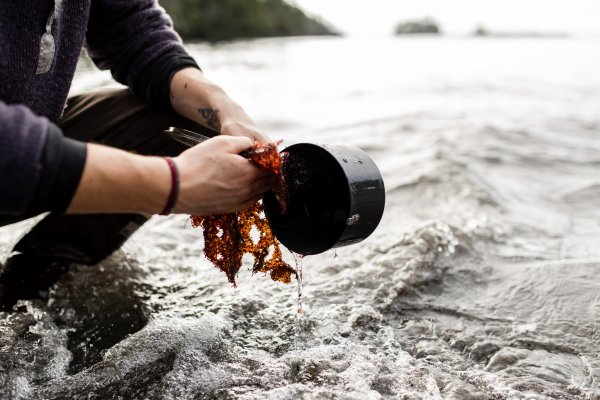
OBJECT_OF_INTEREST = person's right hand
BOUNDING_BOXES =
[173,135,273,215]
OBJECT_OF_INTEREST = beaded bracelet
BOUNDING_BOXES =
[160,157,180,215]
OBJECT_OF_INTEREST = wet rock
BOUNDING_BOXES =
[485,347,529,372]
[0,303,70,400]
[48,262,151,373]
[467,340,502,363]
[441,381,492,400]
[36,315,233,399]
[349,306,383,332]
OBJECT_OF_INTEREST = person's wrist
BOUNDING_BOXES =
[135,155,173,215]
[159,157,180,215]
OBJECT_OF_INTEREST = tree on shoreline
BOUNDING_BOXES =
[395,17,441,35]
[159,0,336,41]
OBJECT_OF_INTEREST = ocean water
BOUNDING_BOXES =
[1,36,600,399]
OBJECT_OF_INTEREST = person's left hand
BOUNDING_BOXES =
[170,68,272,143]
[214,100,272,144]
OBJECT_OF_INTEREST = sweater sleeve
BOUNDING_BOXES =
[85,0,200,109]
[0,101,87,216]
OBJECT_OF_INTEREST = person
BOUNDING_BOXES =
[0,1,274,309]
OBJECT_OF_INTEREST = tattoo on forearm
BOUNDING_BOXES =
[198,108,221,130]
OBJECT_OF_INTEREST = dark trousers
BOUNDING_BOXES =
[1,89,215,264]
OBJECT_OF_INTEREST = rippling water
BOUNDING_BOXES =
[1,36,600,399]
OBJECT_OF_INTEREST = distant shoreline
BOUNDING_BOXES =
[472,26,568,38]
[160,0,338,42]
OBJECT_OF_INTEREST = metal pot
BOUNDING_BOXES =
[263,143,385,255]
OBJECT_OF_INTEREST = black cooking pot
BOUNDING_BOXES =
[165,127,385,255]
[263,143,385,255]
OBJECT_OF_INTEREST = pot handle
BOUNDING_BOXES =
[164,127,211,147]
[164,127,250,158]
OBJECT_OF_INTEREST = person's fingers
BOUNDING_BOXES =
[247,164,274,179]
[251,130,272,144]
[249,175,273,195]
[232,175,271,202]
[231,194,263,213]
[214,135,254,154]
[220,119,271,144]
[225,156,273,182]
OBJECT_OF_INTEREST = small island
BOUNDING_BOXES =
[159,0,337,41]
[395,17,441,35]
[472,25,568,38]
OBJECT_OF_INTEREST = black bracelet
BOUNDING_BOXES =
[160,157,180,215]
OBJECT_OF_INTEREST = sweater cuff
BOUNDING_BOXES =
[29,123,87,213]
[131,51,200,110]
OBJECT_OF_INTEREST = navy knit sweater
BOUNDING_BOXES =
[0,0,199,216]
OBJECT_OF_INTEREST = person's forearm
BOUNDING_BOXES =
[67,143,170,214]
[66,137,272,216]
[170,68,270,143]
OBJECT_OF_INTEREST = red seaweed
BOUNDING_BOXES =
[191,141,294,286]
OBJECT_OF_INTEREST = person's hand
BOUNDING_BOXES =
[218,102,271,144]
[173,135,273,215]
[170,68,272,143]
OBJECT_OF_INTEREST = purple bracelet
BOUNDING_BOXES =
[160,157,180,215]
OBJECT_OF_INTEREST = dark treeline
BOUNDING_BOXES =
[159,0,336,41]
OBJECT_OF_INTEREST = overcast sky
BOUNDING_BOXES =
[291,0,600,36]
